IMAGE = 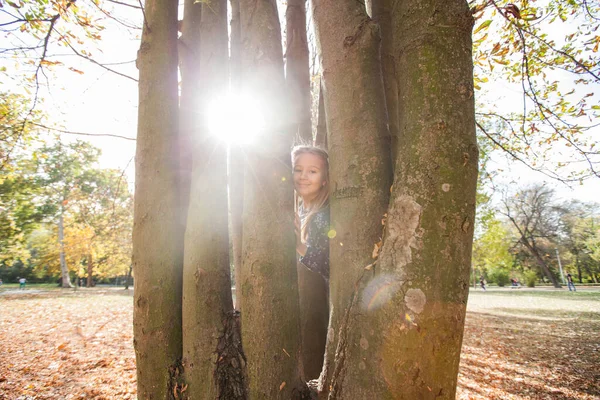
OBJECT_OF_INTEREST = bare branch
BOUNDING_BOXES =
[104,0,143,10]
[31,122,136,141]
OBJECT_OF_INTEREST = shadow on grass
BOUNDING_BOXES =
[483,307,600,322]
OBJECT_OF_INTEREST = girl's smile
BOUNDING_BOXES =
[293,153,327,205]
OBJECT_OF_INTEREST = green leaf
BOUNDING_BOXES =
[473,20,492,35]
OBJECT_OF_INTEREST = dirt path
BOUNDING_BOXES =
[1,287,598,399]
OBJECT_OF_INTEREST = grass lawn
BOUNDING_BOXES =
[0,286,598,399]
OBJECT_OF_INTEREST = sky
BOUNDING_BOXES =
[2,0,598,204]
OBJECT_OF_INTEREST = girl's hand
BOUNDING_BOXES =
[295,213,307,256]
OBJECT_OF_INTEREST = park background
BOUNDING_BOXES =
[1,0,600,398]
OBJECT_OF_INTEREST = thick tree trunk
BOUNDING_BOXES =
[58,212,72,288]
[133,0,183,396]
[343,1,477,397]
[311,0,392,396]
[285,0,312,143]
[229,0,244,311]
[181,0,237,397]
[239,0,305,397]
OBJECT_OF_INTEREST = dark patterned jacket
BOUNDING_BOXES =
[299,205,330,282]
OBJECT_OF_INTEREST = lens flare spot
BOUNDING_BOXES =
[281,177,286,181]
[360,274,401,311]
[327,229,337,239]
[340,242,343,246]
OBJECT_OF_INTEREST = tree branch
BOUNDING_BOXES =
[30,122,136,141]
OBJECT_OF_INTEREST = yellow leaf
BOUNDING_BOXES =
[68,67,85,75]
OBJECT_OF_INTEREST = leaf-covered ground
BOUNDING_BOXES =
[0,288,136,399]
[457,289,600,399]
[0,286,598,399]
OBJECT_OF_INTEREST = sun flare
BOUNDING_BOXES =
[206,93,264,145]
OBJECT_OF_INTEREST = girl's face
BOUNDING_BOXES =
[293,153,327,204]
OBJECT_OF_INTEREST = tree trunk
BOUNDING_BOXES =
[314,82,327,148]
[181,0,237,397]
[348,1,477,397]
[124,264,133,290]
[285,0,312,143]
[370,0,398,166]
[229,0,244,311]
[311,0,392,396]
[522,239,561,288]
[133,0,183,396]
[58,212,72,288]
[86,252,93,288]
[285,0,328,379]
[177,0,201,231]
[297,264,329,380]
[239,0,305,397]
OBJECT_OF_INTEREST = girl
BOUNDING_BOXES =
[292,145,330,282]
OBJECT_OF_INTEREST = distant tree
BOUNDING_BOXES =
[501,184,563,287]
[0,92,45,172]
[0,163,45,267]
[473,217,516,282]
[29,140,105,287]
[560,202,600,283]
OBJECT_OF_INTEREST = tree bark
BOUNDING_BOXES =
[229,0,244,311]
[181,0,236,397]
[370,0,398,166]
[297,264,329,380]
[314,81,327,148]
[58,211,72,288]
[133,0,183,396]
[285,0,312,143]
[239,0,305,397]
[310,0,392,396]
[347,1,476,397]
[177,0,201,232]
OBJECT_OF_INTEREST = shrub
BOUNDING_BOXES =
[524,271,537,287]
[492,270,510,287]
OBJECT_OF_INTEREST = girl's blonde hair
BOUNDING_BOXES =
[291,145,330,241]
